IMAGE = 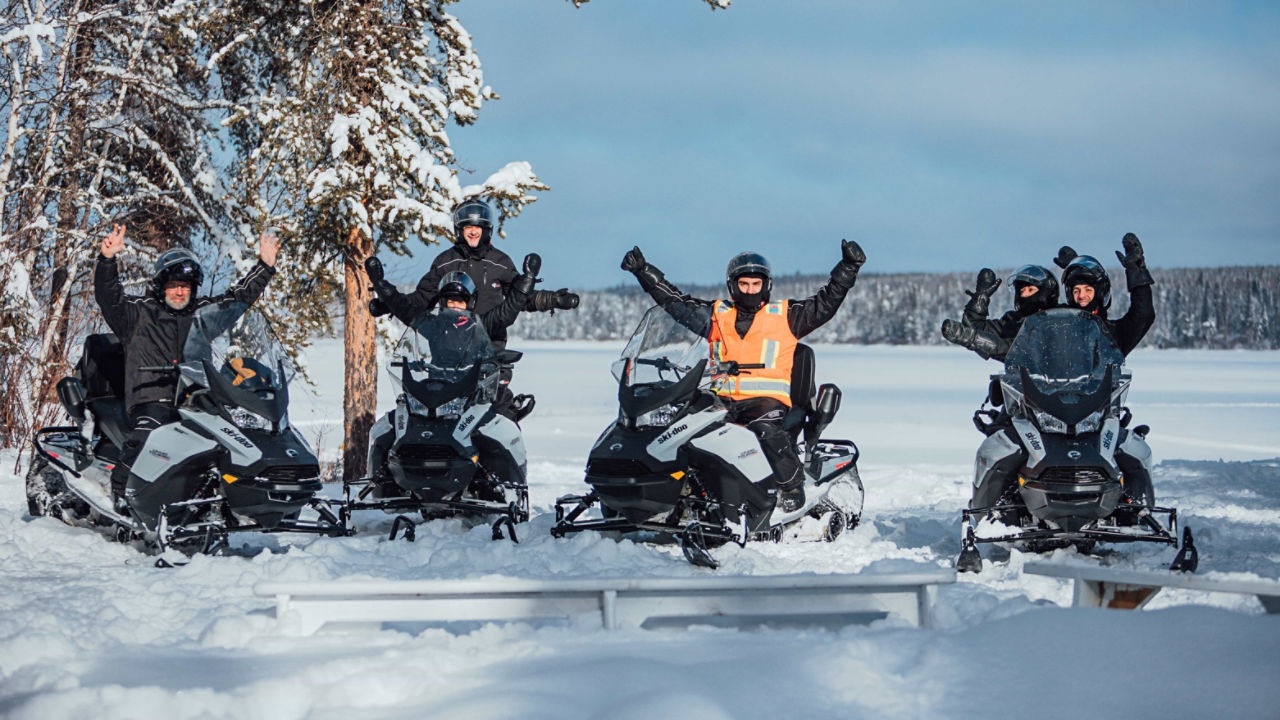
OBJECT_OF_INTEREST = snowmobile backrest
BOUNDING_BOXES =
[56,377,87,425]
[78,333,126,402]
[789,344,816,411]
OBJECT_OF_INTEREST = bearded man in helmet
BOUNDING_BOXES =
[94,223,279,505]
[621,239,866,513]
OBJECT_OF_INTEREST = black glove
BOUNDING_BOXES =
[368,298,390,317]
[523,252,542,278]
[621,246,646,273]
[1116,232,1153,290]
[553,288,579,310]
[841,239,866,269]
[364,256,385,284]
[967,268,1001,299]
[941,319,975,346]
[1053,246,1078,270]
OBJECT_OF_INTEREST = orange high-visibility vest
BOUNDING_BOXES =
[708,299,796,406]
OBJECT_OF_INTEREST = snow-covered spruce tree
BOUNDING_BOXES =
[0,0,244,448]
[203,1,557,482]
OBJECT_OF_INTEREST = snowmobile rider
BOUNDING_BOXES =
[94,223,278,507]
[940,265,1059,361]
[387,198,580,346]
[621,239,866,513]
[370,198,579,420]
[364,251,540,423]
[1054,232,1155,356]
[363,262,536,486]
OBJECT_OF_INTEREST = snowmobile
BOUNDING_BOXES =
[27,300,347,560]
[342,308,529,542]
[956,308,1197,573]
[550,306,864,568]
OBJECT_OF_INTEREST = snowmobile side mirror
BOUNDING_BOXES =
[804,383,842,454]
[56,377,87,425]
[988,377,1004,407]
[814,383,841,424]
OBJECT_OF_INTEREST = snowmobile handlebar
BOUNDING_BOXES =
[635,357,691,374]
[139,364,179,374]
[715,361,766,375]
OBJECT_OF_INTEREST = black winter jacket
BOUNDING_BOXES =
[632,259,860,341]
[379,269,532,343]
[964,284,1155,361]
[94,254,275,410]
[405,243,570,349]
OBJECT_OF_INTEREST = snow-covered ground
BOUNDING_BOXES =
[3,342,1279,719]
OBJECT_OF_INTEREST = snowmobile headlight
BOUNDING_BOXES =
[228,406,270,431]
[634,403,679,428]
[1032,408,1069,434]
[1075,408,1106,434]
[435,397,468,418]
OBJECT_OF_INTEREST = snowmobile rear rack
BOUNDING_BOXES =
[255,569,956,635]
[1023,561,1280,613]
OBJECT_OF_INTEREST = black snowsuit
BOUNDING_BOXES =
[630,258,860,493]
[93,253,275,497]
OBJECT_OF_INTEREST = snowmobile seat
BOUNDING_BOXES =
[77,334,128,448]
[781,344,817,434]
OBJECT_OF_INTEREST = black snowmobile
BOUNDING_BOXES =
[551,306,864,568]
[343,309,529,542]
[27,300,347,559]
[956,308,1196,573]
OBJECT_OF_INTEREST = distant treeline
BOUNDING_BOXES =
[509,266,1280,350]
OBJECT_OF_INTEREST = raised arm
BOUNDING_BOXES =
[218,229,278,305]
[483,253,540,335]
[787,239,864,338]
[93,224,139,337]
[1112,232,1155,355]
[621,246,714,337]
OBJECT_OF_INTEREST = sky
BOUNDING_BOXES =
[387,0,1280,289]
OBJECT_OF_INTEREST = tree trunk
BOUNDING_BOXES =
[342,226,376,484]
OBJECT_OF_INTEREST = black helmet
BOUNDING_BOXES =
[1007,264,1058,316]
[451,198,493,247]
[437,271,477,310]
[725,251,772,310]
[152,248,203,297]
[1062,255,1111,312]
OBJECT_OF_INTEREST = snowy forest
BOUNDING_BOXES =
[509,265,1280,349]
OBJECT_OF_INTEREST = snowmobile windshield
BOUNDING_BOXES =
[613,306,707,387]
[1005,308,1123,382]
[612,306,709,420]
[182,301,296,429]
[390,309,497,411]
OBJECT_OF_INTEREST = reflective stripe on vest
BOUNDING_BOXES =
[708,299,796,406]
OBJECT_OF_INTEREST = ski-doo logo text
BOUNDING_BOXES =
[1103,429,1115,448]
[457,413,477,435]
[220,426,254,449]
[656,422,690,445]
[1022,431,1042,452]
[148,449,170,461]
